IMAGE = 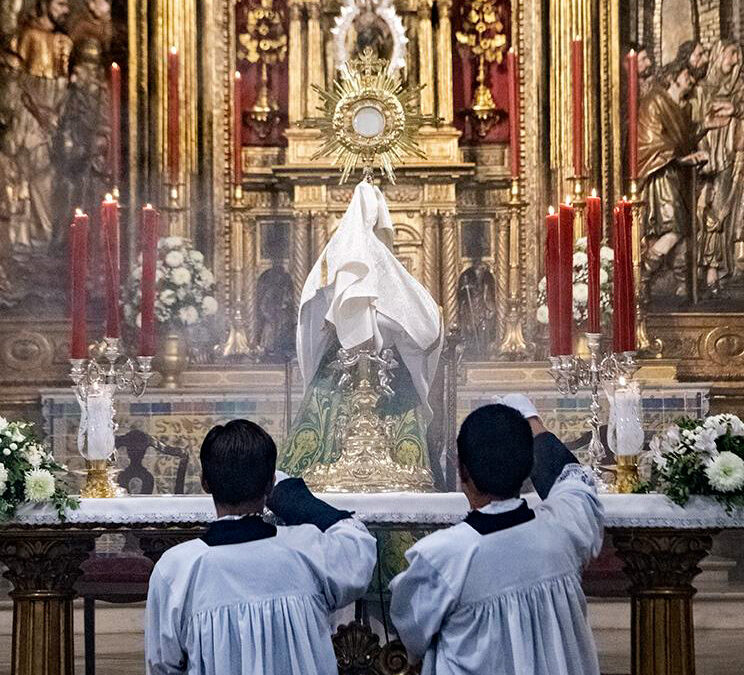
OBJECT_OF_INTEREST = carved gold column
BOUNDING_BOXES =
[287,0,305,123]
[292,211,311,306]
[417,0,435,117]
[422,211,440,303]
[311,211,329,264]
[306,2,324,118]
[435,0,454,124]
[613,529,714,675]
[0,531,97,675]
[495,216,509,348]
[440,211,459,327]
[223,206,251,357]
[243,215,258,350]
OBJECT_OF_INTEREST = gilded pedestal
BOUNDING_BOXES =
[612,529,715,675]
[0,531,97,675]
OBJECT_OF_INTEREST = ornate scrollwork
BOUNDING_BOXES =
[137,529,203,564]
[332,621,417,675]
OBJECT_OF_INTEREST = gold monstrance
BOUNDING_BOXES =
[301,50,435,492]
[305,47,435,184]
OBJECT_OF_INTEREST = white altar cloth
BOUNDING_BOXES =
[11,492,744,529]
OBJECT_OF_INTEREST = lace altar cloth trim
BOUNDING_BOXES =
[8,491,744,529]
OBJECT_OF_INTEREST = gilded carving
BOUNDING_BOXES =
[332,621,416,675]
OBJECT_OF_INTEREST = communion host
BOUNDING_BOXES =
[390,395,604,675]
[145,419,376,675]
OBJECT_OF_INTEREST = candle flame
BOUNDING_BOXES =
[548,206,555,215]
[111,62,120,71]
[564,195,572,206]
[235,70,241,80]
[104,192,114,202]
[574,35,582,42]
[591,188,598,198]
[622,195,628,201]
[618,375,627,387]
[169,45,178,55]
[628,49,635,56]
[75,207,84,216]
[144,203,154,209]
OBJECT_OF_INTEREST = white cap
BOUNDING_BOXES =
[500,393,539,420]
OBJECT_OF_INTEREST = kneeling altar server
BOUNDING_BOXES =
[390,399,604,675]
[145,419,377,675]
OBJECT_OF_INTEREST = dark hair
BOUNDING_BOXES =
[457,404,534,498]
[674,40,700,66]
[660,60,690,86]
[200,419,277,505]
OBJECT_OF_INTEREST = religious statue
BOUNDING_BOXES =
[457,259,496,360]
[256,261,295,361]
[279,181,442,487]
[696,40,744,297]
[68,0,112,53]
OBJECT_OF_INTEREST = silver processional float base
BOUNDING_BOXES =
[303,348,434,493]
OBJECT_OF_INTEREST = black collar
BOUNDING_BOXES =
[464,500,535,535]
[201,515,277,547]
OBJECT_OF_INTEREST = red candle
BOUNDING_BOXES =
[140,204,159,357]
[70,209,89,359]
[234,70,243,187]
[621,200,636,351]
[545,207,561,356]
[110,62,121,192]
[626,50,639,181]
[167,46,180,183]
[507,49,520,179]
[613,200,635,352]
[572,37,585,176]
[100,194,121,338]
[586,189,602,333]
[559,200,575,354]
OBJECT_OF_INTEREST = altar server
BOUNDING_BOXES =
[145,419,377,675]
[390,398,604,675]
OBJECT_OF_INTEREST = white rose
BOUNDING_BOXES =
[573,251,588,267]
[2,448,10,456]
[574,283,589,303]
[165,251,184,268]
[0,463,7,493]
[24,468,55,502]
[705,452,744,492]
[599,268,609,284]
[201,296,218,316]
[171,268,192,286]
[9,443,17,451]
[536,304,549,324]
[179,306,199,325]
[160,289,177,306]
[600,246,614,261]
[189,250,204,264]
[162,236,183,249]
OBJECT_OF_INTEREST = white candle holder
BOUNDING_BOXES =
[548,332,638,488]
[70,337,154,497]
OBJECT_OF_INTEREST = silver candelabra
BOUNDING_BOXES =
[549,333,638,485]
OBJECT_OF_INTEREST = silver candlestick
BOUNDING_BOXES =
[549,333,638,486]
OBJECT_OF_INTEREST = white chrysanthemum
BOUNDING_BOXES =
[573,251,588,267]
[599,268,609,284]
[536,304,549,324]
[156,268,165,282]
[705,452,744,492]
[176,287,188,300]
[189,250,204,264]
[179,306,199,325]
[23,444,44,468]
[171,268,191,286]
[202,296,218,316]
[574,283,589,302]
[197,269,215,287]
[131,266,142,280]
[165,250,184,268]
[538,277,547,292]
[160,289,176,306]
[24,468,55,502]
[0,463,7,494]
[600,246,614,261]
[162,236,183,249]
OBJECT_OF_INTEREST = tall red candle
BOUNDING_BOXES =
[167,46,180,182]
[234,71,243,187]
[110,62,121,191]
[140,204,159,357]
[545,207,561,356]
[613,200,635,352]
[621,200,635,351]
[586,189,602,333]
[70,209,89,359]
[100,194,121,338]
[559,200,575,354]
[507,49,521,179]
[571,37,585,176]
[626,50,639,181]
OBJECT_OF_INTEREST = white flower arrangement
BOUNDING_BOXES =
[123,237,219,329]
[536,237,614,326]
[0,418,78,520]
[641,414,744,508]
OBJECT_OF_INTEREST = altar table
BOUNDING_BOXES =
[3,492,744,675]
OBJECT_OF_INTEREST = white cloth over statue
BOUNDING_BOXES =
[145,519,376,675]
[389,466,604,675]
[297,180,442,418]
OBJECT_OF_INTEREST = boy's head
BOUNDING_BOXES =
[200,419,277,509]
[457,404,534,504]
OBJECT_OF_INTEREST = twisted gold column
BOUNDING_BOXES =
[287,0,304,123]
[311,211,329,264]
[495,217,509,348]
[243,216,258,348]
[292,211,311,306]
[417,0,435,117]
[422,211,440,303]
[436,0,454,124]
[306,2,324,117]
[440,212,459,327]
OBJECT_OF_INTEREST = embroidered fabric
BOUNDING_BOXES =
[555,463,596,488]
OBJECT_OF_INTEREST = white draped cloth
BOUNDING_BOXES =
[389,466,604,675]
[145,519,376,675]
[297,180,442,418]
